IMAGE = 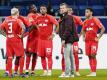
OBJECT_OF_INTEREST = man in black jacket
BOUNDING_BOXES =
[59,3,79,78]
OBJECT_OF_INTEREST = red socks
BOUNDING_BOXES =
[74,52,79,72]
[7,57,12,75]
[89,58,97,72]
[61,54,65,72]
[19,56,24,74]
[26,54,31,71]
[41,57,47,70]
[31,54,37,72]
[47,56,53,70]
[41,56,52,70]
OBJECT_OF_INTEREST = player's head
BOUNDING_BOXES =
[60,3,68,14]
[67,6,73,15]
[40,5,47,15]
[11,7,19,17]
[85,7,93,18]
[29,4,37,13]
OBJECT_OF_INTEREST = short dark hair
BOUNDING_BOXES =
[86,7,93,12]
[60,3,69,8]
[40,4,47,8]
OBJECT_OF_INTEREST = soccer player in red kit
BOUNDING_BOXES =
[13,15,32,76]
[0,8,25,78]
[36,5,59,76]
[25,4,40,76]
[2,15,31,77]
[82,7,105,76]
[60,7,83,77]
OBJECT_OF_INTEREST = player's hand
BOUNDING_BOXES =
[95,37,99,42]
[48,33,55,40]
[18,34,23,38]
[62,40,65,46]
[83,37,85,41]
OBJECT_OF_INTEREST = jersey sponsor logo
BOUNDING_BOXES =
[73,46,79,51]
[45,19,48,22]
[90,23,94,26]
[38,23,48,27]
[92,46,97,51]
[46,48,51,53]
[86,27,93,31]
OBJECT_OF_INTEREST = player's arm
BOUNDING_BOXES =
[0,21,6,37]
[81,21,86,41]
[77,16,83,38]
[81,28,86,41]
[94,18,105,40]
[18,20,26,38]
[49,15,59,40]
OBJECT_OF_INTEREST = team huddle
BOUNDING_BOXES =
[0,3,105,78]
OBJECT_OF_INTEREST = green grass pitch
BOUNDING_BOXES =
[0,69,107,80]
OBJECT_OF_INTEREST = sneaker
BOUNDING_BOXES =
[86,72,96,77]
[63,75,70,78]
[8,74,14,78]
[75,72,80,76]
[30,72,35,76]
[47,70,52,76]
[59,72,65,77]
[25,72,29,77]
[4,72,9,77]
[70,74,75,77]
[13,72,19,76]
[20,73,29,78]
[40,70,47,76]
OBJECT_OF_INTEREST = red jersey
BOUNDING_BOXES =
[18,15,31,27]
[0,16,23,41]
[27,13,40,38]
[83,17,103,41]
[36,14,58,40]
[73,15,83,28]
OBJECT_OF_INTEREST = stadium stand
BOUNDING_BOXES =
[0,0,106,16]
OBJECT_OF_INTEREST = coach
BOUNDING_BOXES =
[59,3,79,77]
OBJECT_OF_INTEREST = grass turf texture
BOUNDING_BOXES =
[0,69,106,80]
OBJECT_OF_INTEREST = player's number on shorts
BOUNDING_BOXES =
[8,22,12,33]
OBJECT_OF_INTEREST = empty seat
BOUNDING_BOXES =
[75,0,88,6]
[0,6,11,16]
[102,0,107,6]
[65,0,75,5]
[92,5,104,16]
[78,6,87,16]
[88,0,103,6]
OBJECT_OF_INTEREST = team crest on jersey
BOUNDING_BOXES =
[46,48,51,53]
[91,23,94,26]
[45,19,48,22]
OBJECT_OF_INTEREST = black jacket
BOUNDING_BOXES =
[59,13,79,44]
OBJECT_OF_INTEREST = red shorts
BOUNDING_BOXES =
[37,39,53,57]
[73,42,79,53]
[26,37,38,53]
[6,40,24,57]
[85,41,98,56]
